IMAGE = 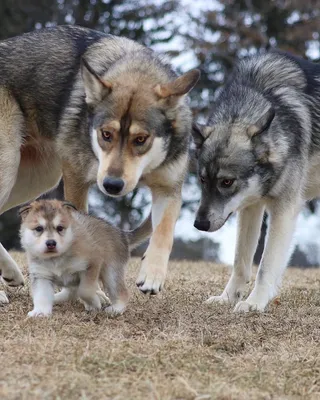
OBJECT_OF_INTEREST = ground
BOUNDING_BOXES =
[1,252,320,400]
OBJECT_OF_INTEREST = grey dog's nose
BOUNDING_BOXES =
[46,240,56,249]
[103,177,124,195]
[194,219,210,232]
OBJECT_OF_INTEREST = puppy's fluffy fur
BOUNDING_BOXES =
[20,200,134,317]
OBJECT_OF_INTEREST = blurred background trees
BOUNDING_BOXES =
[0,0,319,264]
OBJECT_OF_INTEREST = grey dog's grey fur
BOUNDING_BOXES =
[193,51,320,312]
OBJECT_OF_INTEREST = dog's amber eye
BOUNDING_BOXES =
[134,135,148,146]
[101,130,113,142]
[56,225,64,233]
[35,226,43,233]
[221,179,235,188]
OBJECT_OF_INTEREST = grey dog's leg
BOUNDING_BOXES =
[206,202,265,305]
[234,202,300,312]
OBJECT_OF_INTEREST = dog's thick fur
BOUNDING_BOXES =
[20,200,148,317]
[193,51,320,312]
[0,25,199,303]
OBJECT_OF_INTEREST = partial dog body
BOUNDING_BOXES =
[20,200,148,317]
[0,25,199,303]
[193,51,320,312]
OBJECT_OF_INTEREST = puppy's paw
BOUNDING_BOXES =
[233,300,265,313]
[83,302,101,312]
[96,289,110,306]
[205,294,231,305]
[27,309,52,318]
[105,302,126,317]
[0,290,9,304]
[136,256,166,295]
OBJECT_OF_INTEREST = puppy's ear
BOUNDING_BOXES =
[18,205,32,221]
[192,123,212,149]
[62,202,78,212]
[81,58,112,106]
[247,107,275,138]
[155,69,200,99]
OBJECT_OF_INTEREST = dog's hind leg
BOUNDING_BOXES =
[101,262,129,315]
[206,202,265,306]
[0,90,25,300]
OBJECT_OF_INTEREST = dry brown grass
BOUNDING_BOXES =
[1,252,320,400]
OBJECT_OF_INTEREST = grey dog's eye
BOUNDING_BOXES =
[220,179,235,188]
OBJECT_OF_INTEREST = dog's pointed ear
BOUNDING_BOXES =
[248,107,275,138]
[18,204,32,221]
[81,58,112,106]
[192,123,213,149]
[155,69,200,99]
[62,202,78,212]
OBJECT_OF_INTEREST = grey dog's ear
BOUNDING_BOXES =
[247,107,275,138]
[62,202,78,212]
[81,58,112,106]
[192,123,213,149]
[18,204,32,221]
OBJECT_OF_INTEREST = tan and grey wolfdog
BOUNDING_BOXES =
[0,25,200,303]
[20,199,149,317]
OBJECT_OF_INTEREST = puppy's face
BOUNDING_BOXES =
[19,200,75,259]
[81,60,200,197]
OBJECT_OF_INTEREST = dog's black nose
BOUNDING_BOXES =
[194,219,210,231]
[103,177,124,195]
[46,240,56,250]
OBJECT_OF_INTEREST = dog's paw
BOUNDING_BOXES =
[27,309,52,318]
[233,300,266,313]
[136,257,166,295]
[1,263,24,287]
[0,290,9,304]
[205,294,230,305]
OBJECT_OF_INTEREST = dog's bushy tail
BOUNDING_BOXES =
[127,214,152,251]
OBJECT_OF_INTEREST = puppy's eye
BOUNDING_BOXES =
[101,130,113,142]
[220,179,235,188]
[35,226,43,233]
[134,135,148,146]
[56,225,64,233]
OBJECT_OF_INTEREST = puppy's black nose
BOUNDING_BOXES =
[103,177,124,195]
[194,219,210,231]
[46,240,56,250]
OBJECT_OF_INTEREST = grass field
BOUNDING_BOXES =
[1,252,320,400]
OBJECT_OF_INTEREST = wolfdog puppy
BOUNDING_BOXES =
[0,25,200,303]
[20,200,150,317]
[193,51,320,312]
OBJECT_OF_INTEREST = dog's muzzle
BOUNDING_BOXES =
[194,219,210,231]
[103,177,124,195]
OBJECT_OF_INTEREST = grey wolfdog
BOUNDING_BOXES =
[193,51,320,312]
[0,25,200,304]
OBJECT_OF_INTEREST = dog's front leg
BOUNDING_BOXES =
[206,202,265,305]
[28,276,55,317]
[234,202,300,313]
[62,161,90,212]
[136,189,181,294]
